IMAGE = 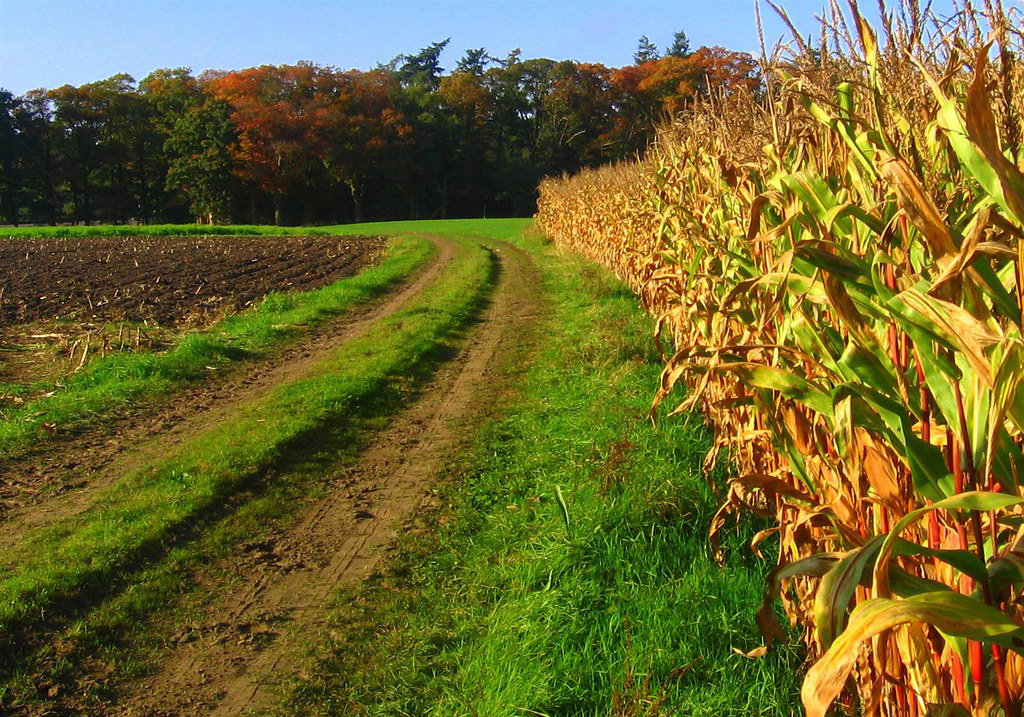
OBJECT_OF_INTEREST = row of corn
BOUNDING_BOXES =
[537,2,1024,715]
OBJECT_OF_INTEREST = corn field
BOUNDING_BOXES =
[537,1,1024,715]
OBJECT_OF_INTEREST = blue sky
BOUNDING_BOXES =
[1,0,961,94]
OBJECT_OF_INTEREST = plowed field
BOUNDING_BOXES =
[0,234,386,328]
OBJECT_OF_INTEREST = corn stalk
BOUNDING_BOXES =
[537,1,1024,714]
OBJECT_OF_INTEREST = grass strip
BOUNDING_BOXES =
[283,228,802,716]
[0,224,309,238]
[324,217,532,242]
[2,218,531,241]
[0,237,492,647]
[0,235,434,459]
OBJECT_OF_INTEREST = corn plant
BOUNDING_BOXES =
[537,1,1024,714]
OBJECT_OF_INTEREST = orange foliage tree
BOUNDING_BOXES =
[207,63,336,224]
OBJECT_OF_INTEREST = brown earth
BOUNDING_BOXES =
[0,236,454,538]
[109,240,541,716]
[0,234,385,329]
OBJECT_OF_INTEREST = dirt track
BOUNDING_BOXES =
[3,235,541,716]
[117,240,539,716]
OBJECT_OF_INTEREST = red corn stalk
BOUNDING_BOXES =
[953,378,1010,714]
[948,402,979,706]
[992,645,1018,717]
[969,640,984,703]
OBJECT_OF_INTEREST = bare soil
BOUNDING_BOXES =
[111,240,541,716]
[0,234,385,329]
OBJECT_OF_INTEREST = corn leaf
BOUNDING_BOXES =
[802,591,1024,717]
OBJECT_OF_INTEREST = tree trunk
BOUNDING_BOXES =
[437,179,448,220]
[273,193,283,226]
[346,179,362,223]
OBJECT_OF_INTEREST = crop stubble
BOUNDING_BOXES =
[0,234,386,328]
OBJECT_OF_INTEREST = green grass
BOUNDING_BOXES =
[0,224,309,238]
[281,228,802,716]
[324,217,533,242]
[0,235,434,459]
[0,237,494,651]
[0,218,533,241]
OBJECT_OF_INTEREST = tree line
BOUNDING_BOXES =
[0,36,758,226]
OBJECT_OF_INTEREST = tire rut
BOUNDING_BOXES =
[0,237,455,550]
[116,240,541,717]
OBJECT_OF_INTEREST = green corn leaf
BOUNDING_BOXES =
[967,260,1019,324]
[815,536,886,648]
[837,381,912,440]
[890,539,989,586]
[716,363,833,417]
[835,81,853,120]
[822,202,885,236]
[794,244,866,281]
[888,566,954,598]
[963,373,992,474]
[836,343,901,400]
[832,384,899,443]
[783,170,840,226]
[758,552,843,648]
[921,703,972,717]
[803,591,1024,717]
[899,421,955,503]
[868,251,898,302]
[988,555,1024,597]
[754,271,830,305]
[874,492,1024,597]
[989,341,1024,491]
[900,321,959,425]
[790,315,842,374]
[927,80,1015,220]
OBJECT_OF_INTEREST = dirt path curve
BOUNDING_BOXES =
[117,240,541,717]
[0,237,455,548]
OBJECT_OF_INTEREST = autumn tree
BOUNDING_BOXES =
[208,63,336,225]
[538,62,616,171]
[393,40,460,218]
[610,45,759,155]
[455,47,492,76]
[0,37,763,225]
[439,51,496,216]
[140,68,203,132]
[396,39,450,91]
[320,70,410,222]
[683,45,760,97]
[609,58,690,155]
